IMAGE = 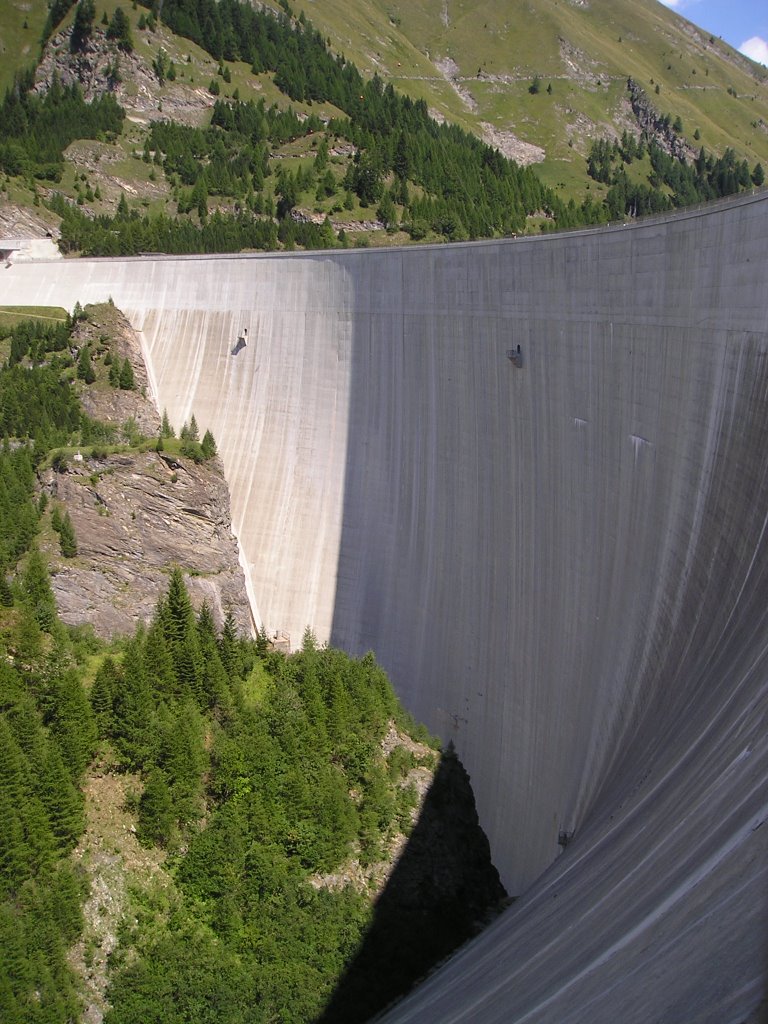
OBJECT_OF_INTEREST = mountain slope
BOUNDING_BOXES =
[0,0,765,248]
[289,0,768,191]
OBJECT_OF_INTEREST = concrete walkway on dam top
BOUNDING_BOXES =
[2,191,768,1023]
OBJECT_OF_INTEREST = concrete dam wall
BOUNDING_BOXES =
[3,192,767,1022]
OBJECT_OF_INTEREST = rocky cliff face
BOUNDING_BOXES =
[72,304,162,437]
[627,78,698,162]
[42,306,252,638]
[35,24,216,126]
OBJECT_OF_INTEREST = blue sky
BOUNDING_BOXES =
[658,0,768,65]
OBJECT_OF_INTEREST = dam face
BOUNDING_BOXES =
[4,192,768,1022]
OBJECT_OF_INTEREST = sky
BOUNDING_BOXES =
[658,0,768,65]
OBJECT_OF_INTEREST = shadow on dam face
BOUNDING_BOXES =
[328,193,768,1023]
[1,192,768,1022]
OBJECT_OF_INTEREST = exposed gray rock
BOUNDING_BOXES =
[42,305,251,638]
[35,25,217,126]
[73,306,162,436]
[44,450,252,638]
[627,78,698,162]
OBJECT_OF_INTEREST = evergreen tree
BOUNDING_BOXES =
[142,615,178,698]
[201,429,217,459]
[21,546,56,632]
[90,656,119,735]
[161,569,205,702]
[70,0,96,52]
[219,612,241,677]
[48,671,97,779]
[0,793,29,896]
[137,768,175,846]
[161,409,175,437]
[39,743,84,848]
[106,6,133,52]
[51,504,63,533]
[161,701,208,823]
[118,357,134,390]
[112,634,155,768]
[59,512,77,558]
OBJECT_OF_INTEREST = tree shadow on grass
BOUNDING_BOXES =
[315,742,508,1024]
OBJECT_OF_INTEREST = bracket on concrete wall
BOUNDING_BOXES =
[507,345,523,368]
[558,829,574,849]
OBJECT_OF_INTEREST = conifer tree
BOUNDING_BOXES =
[59,512,77,558]
[21,546,56,632]
[137,768,175,847]
[112,634,156,768]
[142,616,178,698]
[219,612,240,677]
[0,793,29,896]
[162,569,205,702]
[119,357,135,390]
[50,504,63,533]
[39,743,84,848]
[48,671,97,779]
[0,719,26,809]
[106,6,133,52]
[77,345,96,384]
[201,429,217,459]
[90,656,119,735]
[21,794,56,877]
[162,701,208,822]
[197,603,231,710]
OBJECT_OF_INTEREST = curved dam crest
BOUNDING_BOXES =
[3,192,767,1022]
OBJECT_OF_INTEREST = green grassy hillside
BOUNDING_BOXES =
[290,0,768,193]
[0,0,765,250]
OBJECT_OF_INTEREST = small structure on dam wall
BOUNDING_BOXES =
[2,191,767,1023]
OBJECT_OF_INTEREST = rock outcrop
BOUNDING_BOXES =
[35,25,217,126]
[43,306,252,638]
[627,78,698,162]
[71,305,162,437]
[44,448,252,638]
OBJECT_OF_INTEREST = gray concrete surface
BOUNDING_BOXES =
[3,191,767,1022]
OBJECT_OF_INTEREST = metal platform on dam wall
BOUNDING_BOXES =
[3,192,767,1022]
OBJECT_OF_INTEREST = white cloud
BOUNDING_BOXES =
[740,36,768,66]
[657,0,703,10]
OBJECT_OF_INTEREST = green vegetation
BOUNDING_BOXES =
[0,69,123,182]
[0,313,106,1023]
[130,0,576,240]
[2,310,496,1024]
[0,307,69,336]
[93,577,432,1024]
[587,132,763,218]
[1,0,765,252]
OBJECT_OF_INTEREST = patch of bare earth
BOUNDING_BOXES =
[480,123,545,164]
[434,56,478,114]
[558,36,608,88]
[309,723,437,897]
[67,755,168,1024]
